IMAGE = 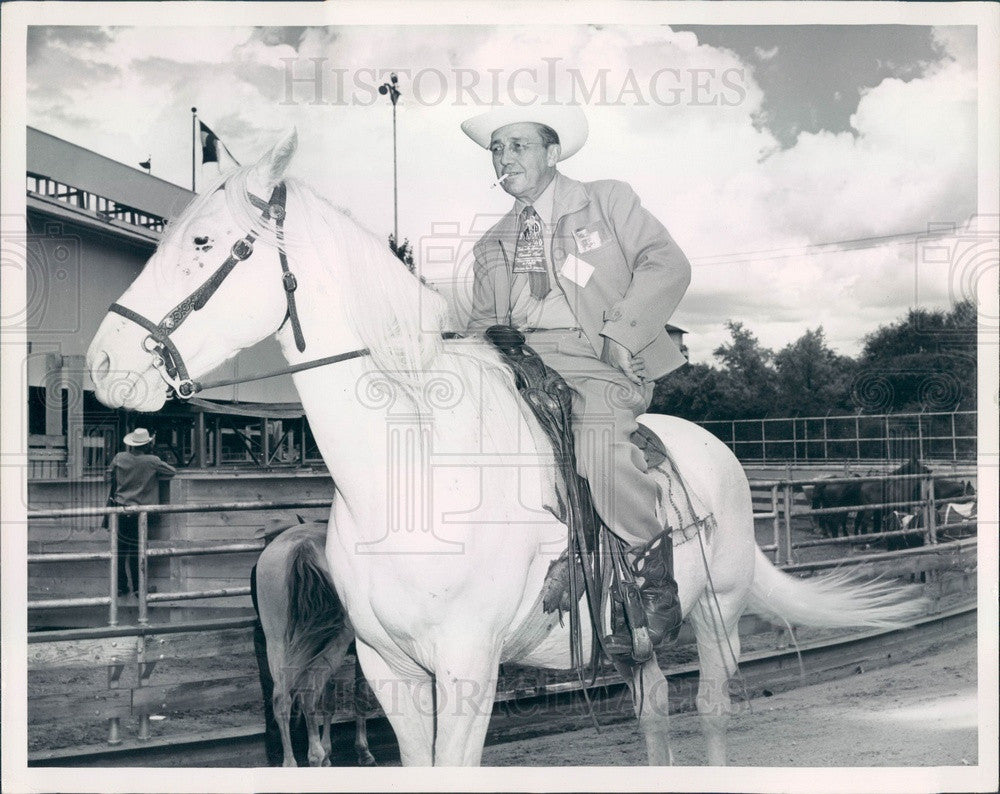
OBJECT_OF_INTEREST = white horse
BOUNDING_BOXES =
[87,131,924,766]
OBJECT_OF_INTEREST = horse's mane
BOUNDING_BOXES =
[159,167,537,459]
[287,178,450,388]
[161,167,457,392]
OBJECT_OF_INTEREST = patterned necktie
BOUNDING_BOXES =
[512,204,550,299]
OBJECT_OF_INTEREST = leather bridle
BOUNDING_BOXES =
[109,181,368,399]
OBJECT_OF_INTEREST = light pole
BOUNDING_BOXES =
[378,73,401,246]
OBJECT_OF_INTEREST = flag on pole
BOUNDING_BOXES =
[199,120,240,167]
[199,121,220,164]
[139,157,151,171]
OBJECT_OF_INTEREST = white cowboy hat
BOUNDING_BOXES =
[461,103,589,161]
[123,428,155,446]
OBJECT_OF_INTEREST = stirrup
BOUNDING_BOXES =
[602,578,656,663]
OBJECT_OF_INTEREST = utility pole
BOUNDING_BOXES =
[191,107,198,192]
[378,73,401,245]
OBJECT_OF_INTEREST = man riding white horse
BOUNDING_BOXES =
[462,102,691,656]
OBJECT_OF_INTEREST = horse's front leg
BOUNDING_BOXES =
[355,639,435,766]
[430,637,503,765]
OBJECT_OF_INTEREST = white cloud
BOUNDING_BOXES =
[26,24,980,367]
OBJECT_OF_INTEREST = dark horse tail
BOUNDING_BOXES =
[284,533,347,696]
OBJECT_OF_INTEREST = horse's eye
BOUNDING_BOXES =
[194,236,209,246]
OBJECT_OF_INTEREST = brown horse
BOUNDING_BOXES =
[255,521,376,766]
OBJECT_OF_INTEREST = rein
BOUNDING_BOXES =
[108,181,368,399]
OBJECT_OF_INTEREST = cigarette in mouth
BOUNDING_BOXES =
[491,173,511,189]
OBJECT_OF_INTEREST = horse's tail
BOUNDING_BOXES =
[746,546,926,629]
[284,534,347,697]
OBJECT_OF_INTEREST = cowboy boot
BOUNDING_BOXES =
[629,529,682,650]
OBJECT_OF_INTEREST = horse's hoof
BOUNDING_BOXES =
[321,755,331,767]
[631,626,653,663]
[358,751,377,767]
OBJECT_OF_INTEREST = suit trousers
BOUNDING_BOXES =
[525,330,661,546]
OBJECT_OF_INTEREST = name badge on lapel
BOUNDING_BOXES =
[560,253,595,288]
[573,223,608,253]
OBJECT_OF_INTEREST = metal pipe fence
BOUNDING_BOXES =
[699,410,976,463]
[752,470,977,565]
[27,470,977,748]
[28,497,333,745]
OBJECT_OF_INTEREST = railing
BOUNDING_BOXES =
[27,471,978,750]
[28,497,333,745]
[752,470,977,565]
[699,410,977,464]
[27,172,167,232]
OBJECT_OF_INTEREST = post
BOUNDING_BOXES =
[65,355,86,479]
[191,108,198,192]
[783,482,794,564]
[213,416,221,468]
[884,414,891,463]
[925,475,937,545]
[392,101,398,244]
[137,511,149,626]
[108,512,119,627]
[300,416,307,464]
[137,631,150,741]
[196,411,206,468]
[950,412,957,461]
[771,484,782,564]
[260,419,269,469]
[44,353,63,436]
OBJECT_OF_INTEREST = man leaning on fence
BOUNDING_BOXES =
[104,428,176,596]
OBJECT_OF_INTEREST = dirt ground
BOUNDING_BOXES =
[480,634,979,767]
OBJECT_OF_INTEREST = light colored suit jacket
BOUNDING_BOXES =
[467,172,691,380]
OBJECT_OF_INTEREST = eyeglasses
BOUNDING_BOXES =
[489,141,547,158]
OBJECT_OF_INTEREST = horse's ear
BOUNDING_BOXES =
[253,128,298,188]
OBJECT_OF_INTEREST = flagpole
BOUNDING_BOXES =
[191,107,198,192]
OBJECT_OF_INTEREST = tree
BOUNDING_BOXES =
[856,300,976,412]
[774,327,858,416]
[388,233,415,274]
[650,362,720,420]
[710,321,779,419]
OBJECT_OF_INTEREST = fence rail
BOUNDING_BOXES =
[699,410,976,463]
[27,468,978,750]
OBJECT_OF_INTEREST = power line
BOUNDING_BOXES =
[432,224,967,285]
[689,225,962,266]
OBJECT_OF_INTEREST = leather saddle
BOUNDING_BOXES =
[484,325,670,664]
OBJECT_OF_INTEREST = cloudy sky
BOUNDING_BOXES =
[25,21,979,363]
